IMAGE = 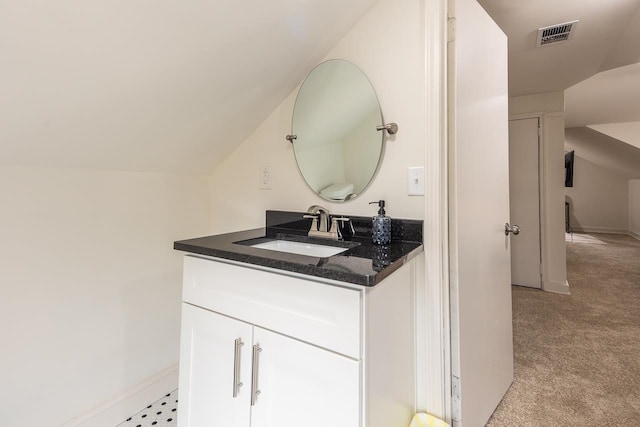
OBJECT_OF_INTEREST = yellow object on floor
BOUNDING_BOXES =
[409,413,450,427]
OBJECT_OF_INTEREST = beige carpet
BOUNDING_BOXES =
[486,233,640,426]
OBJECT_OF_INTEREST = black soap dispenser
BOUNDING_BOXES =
[369,200,391,245]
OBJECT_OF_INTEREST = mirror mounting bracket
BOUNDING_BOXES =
[376,122,399,135]
[285,134,297,143]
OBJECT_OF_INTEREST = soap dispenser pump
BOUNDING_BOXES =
[369,200,391,245]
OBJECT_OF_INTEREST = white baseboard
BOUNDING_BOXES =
[60,364,179,427]
[572,226,628,235]
[543,280,571,295]
[572,227,640,241]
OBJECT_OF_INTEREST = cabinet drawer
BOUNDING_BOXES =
[182,255,362,359]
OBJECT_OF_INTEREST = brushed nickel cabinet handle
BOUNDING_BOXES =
[250,344,262,406]
[232,338,244,398]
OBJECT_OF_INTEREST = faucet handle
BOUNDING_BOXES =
[303,214,319,232]
[332,217,354,239]
[328,218,342,240]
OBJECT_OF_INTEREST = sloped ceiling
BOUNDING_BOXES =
[587,122,640,151]
[565,62,640,128]
[565,127,640,179]
[477,0,640,97]
[0,0,377,174]
[479,0,640,179]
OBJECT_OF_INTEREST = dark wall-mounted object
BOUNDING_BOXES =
[565,150,575,187]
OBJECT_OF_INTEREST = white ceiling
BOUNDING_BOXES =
[477,0,640,97]
[479,0,640,178]
[0,0,376,173]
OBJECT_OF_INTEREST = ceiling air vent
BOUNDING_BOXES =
[536,20,579,47]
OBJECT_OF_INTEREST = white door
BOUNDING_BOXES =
[250,327,360,427]
[178,303,253,427]
[509,118,542,288]
[448,0,514,426]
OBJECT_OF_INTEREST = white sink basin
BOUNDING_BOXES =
[250,239,349,257]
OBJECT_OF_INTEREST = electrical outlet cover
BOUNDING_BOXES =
[260,167,271,190]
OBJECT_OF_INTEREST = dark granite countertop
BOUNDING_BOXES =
[174,210,423,286]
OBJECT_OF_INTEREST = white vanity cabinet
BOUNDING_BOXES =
[178,254,416,427]
[179,304,253,427]
[179,303,359,427]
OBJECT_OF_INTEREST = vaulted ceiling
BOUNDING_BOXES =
[479,0,640,178]
[478,0,640,97]
[0,0,376,174]
[4,1,639,176]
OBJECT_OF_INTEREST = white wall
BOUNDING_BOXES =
[510,91,568,293]
[0,166,209,427]
[629,180,640,239]
[509,91,564,115]
[208,0,426,232]
[565,155,630,233]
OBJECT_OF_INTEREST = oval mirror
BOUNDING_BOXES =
[291,59,384,202]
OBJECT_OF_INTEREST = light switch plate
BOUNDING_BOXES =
[408,166,424,196]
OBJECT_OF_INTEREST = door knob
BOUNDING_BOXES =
[505,223,520,236]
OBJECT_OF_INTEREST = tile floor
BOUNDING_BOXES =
[117,389,178,427]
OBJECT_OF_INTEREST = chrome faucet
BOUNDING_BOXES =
[303,205,351,240]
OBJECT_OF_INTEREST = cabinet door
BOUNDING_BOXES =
[178,303,253,427]
[250,327,360,427]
